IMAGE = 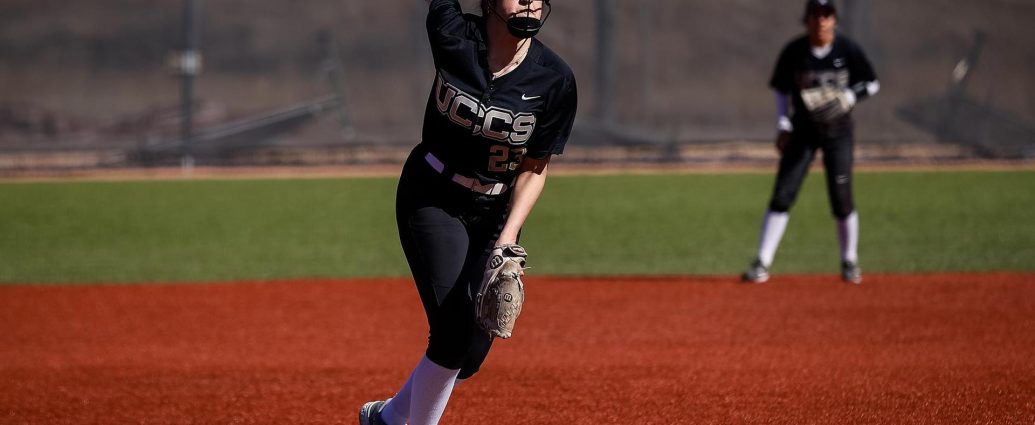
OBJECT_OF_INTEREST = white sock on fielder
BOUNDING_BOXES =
[408,356,460,425]
[837,211,859,263]
[757,210,790,267]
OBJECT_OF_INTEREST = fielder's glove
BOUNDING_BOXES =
[475,244,528,339]
[801,87,856,122]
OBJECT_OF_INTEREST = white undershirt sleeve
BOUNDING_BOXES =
[866,80,881,96]
[850,80,881,100]
[775,91,793,133]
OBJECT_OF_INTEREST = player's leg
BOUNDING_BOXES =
[393,203,485,425]
[768,134,817,216]
[453,262,498,381]
[461,226,509,378]
[397,199,510,423]
[744,134,817,282]
[821,132,862,283]
[455,197,509,380]
[373,157,476,425]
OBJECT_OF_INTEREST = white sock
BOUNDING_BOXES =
[380,364,467,425]
[837,211,859,264]
[379,368,415,425]
[408,356,460,425]
[757,210,790,267]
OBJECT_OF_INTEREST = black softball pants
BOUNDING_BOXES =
[768,129,856,219]
[395,148,509,380]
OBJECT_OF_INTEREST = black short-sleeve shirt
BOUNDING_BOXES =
[423,0,578,185]
[770,34,877,135]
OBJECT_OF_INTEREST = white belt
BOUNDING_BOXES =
[424,152,508,196]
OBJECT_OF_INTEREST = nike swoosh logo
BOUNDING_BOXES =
[521,94,541,101]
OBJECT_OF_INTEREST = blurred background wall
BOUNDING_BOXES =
[1,0,1033,169]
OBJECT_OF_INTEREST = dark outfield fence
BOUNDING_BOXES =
[1,0,1033,169]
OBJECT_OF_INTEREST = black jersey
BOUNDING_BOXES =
[423,0,577,185]
[770,34,876,136]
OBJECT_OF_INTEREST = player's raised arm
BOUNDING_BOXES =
[426,0,465,43]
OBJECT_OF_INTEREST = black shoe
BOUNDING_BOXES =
[841,261,862,284]
[741,259,770,283]
[359,398,391,425]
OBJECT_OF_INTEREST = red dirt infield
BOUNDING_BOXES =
[2,273,1033,424]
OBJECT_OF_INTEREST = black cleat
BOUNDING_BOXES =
[359,398,391,425]
[841,261,862,284]
[741,259,770,283]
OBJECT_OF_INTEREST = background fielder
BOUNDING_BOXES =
[743,0,879,284]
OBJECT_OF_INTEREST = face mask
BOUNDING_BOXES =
[489,0,551,39]
[505,16,544,39]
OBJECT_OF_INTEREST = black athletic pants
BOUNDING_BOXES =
[395,147,509,379]
[768,128,856,219]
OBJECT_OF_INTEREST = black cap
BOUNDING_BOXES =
[805,0,837,17]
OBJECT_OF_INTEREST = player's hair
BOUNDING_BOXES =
[803,0,837,23]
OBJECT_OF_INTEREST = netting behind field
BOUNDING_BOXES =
[1,0,1033,165]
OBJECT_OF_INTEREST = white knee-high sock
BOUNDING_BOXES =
[380,363,468,425]
[757,210,790,267]
[379,366,416,425]
[408,356,460,425]
[837,211,859,263]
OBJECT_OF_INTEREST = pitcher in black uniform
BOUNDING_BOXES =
[742,0,879,284]
[360,1,576,424]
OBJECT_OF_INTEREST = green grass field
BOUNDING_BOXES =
[2,170,1033,283]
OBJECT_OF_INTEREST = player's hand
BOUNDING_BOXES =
[775,131,791,155]
[486,245,527,278]
[495,238,525,275]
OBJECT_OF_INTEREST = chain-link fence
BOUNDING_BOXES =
[1,0,1033,169]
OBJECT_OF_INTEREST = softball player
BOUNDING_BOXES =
[742,0,879,284]
[360,1,576,424]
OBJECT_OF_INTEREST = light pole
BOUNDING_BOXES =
[594,0,615,123]
[179,0,201,170]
